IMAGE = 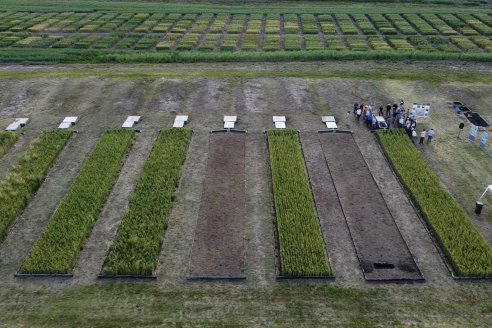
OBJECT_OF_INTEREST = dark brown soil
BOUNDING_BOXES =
[188,132,246,278]
[318,132,423,281]
[300,132,363,284]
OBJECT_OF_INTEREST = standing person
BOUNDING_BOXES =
[412,128,417,144]
[386,103,391,117]
[427,128,434,144]
[378,106,384,116]
[354,103,359,115]
[400,99,404,107]
[356,107,362,122]
[398,116,405,128]
[419,129,426,145]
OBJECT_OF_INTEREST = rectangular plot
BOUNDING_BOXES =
[427,36,460,52]
[0,130,72,243]
[300,14,318,34]
[386,36,416,51]
[246,18,263,35]
[241,33,259,51]
[262,34,279,51]
[156,32,180,50]
[406,35,434,51]
[457,13,492,35]
[471,36,492,52]
[318,132,422,281]
[367,36,393,51]
[227,14,246,34]
[421,14,459,36]
[152,13,180,32]
[450,36,481,52]
[403,14,438,35]
[367,14,397,35]
[207,14,228,34]
[20,130,135,274]
[267,129,331,278]
[133,34,159,50]
[385,14,418,35]
[304,34,324,50]
[0,131,19,159]
[283,14,299,34]
[377,130,492,277]
[335,14,358,35]
[102,129,192,277]
[284,34,300,51]
[326,35,347,50]
[188,132,246,278]
[345,35,369,51]
[318,15,336,34]
[176,32,200,50]
[92,34,123,49]
[351,14,378,35]
[198,33,220,51]
[220,34,240,51]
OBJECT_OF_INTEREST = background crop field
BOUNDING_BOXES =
[0,0,491,62]
[0,61,491,326]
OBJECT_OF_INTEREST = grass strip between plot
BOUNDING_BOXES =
[377,129,492,277]
[0,131,19,159]
[101,129,192,276]
[20,129,134,274]
[0,130,72,243]
[267,129,331,277]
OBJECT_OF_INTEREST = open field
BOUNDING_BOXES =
[0,0,491,62]
[0,61,491,325]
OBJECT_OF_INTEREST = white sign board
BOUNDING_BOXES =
[469,124,479,142]
[480,132,488,151]
[411,103,430,118]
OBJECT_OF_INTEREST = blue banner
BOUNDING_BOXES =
[480,132,488,151]
[468,125,478,142]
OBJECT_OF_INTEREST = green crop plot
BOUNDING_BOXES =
[0,7,490,62]
[267,129,331,277]
[377,130,492,277]
[0,130,72,243]
[101,129,191,276]
[0,131,18,159]
[20,129,134,274]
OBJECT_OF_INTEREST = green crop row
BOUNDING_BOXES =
[20,129,134,274]
[0,131,18,159]
[267,129,331,277]
[0,130,72,243]
[101,129,191,276]
[377,130,492,277]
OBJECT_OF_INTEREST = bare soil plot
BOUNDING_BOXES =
[318,132,423,281]
[300,132,362,284]
[188,132,246,279]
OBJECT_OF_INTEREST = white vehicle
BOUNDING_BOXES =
[375,116,388,129]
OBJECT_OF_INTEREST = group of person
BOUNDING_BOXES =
[352,99,406,130]
[352,99,435,144]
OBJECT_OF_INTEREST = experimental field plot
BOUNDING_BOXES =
[318,132,423,281]
[188,131,246,279]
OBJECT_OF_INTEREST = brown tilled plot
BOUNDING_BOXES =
[188,132,246,279]
[318,132,423,281]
